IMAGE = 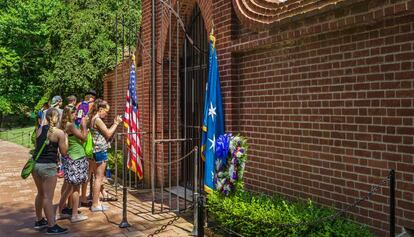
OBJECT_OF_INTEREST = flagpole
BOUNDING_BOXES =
[119,14,131,229]
[151,0,157,214]
[114,14,119,196]
[127,1,133,190]
[132,52,139,188]
[175,0,180,212]
[132,8,139,188]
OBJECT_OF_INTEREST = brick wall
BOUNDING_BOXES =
[103,0,414,235]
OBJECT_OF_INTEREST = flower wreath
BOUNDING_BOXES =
[214,133,248,195]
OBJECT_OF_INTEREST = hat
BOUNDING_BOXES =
[51,95,62,107]
[86,89,97,97]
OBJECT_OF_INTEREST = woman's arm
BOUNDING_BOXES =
[57,129,68,156]
[95,117,121,140]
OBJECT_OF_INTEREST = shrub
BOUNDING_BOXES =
[207,191,372,237]
[107,148,123,178]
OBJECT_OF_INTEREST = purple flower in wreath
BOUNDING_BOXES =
[232,157,238,165]
[215,134,231,163]
[232,169,238,181]
[222,182,231,195]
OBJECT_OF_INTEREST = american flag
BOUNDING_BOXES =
[124,61,143,179]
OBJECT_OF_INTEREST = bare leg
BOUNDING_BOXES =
[42,175,57,227]
[100,185,107,199]
[71,185,80,216]
[58,183,73,214]
[60,181,67,196]
[80,180,88,203]
[32,172,44,221]
[67,195,73,209]
[81,160,95,203]
[92,161,106,208]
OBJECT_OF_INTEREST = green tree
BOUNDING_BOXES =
[44,0,141,97]
[0,0,59,113]
[0,0,141,115]
[0,96,12,127]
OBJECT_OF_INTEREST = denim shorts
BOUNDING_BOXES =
[33,163,58,178]
[94,151,108,164]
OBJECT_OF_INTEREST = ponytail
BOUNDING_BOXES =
[45,108,60,137]
[46,108,59,128]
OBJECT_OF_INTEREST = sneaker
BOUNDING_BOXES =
[56,212,71,220]
[71,214,88,223]
[62,207,81,215]
[34,218,48,229]
[90,205,109,212]
[46,224,68,235]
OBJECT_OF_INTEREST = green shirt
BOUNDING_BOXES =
[68,135,86,160]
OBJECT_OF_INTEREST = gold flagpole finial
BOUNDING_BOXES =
[210,21,216,48]
[131,53,136,66]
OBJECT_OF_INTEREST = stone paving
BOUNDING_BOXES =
[0,140,194,237]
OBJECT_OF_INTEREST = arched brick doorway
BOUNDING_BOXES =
[179,3,209,196]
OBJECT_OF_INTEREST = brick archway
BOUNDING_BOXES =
[157,0,213,63]
[154,0,211,189]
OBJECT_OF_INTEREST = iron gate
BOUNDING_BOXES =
[180,4,208,205]
[150,0,208,214]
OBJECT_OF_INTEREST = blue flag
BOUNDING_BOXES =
[201,37,224,193]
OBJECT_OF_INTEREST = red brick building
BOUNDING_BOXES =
[104,0,414,235]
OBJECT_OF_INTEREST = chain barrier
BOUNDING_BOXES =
[147,204,194,237]
[142,147,196,236]
[153,147,197,166]
[206,172,392,236]
[124,144,196,167]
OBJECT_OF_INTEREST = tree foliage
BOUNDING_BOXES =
[44,0,141,97]
[0,0,58,113]
[0,0,141,114]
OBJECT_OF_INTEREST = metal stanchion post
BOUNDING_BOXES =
[114,134,118,196]
[119,141,130,228]
[191,147,199,236]
[390,169,395,237]
[197,195,204,237]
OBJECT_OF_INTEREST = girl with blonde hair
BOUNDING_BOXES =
[32,108,68,234]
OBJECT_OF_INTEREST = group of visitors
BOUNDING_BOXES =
[32,90,123,235]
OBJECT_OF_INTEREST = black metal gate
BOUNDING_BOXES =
[180,4,208,196]
[148,0,208,215]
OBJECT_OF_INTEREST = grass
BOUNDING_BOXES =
[0,126,35,149]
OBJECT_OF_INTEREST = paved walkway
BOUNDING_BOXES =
[0,140,194,237]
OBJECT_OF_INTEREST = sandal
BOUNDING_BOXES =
[100,196,118,202]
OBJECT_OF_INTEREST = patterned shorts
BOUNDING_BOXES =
[63,156,89,186]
